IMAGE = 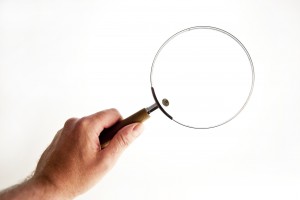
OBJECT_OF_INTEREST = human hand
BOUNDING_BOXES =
[31,109,144,199]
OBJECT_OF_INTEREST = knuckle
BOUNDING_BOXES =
[106,108,121,116]
[117,133,130,148]
[76,117,90,131]
[110,108,119,113]
[64,117,78,128]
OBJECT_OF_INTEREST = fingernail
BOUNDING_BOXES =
[132,123,144,137]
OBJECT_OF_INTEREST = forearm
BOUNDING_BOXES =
[0,177,69,200]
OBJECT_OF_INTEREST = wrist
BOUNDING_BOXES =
[0,175,72,200]
[26,175,72,200]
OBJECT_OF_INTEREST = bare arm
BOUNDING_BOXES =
[0,178,65,200]
[0,109,144,200]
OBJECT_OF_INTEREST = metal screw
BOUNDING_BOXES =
[162,98,169,107]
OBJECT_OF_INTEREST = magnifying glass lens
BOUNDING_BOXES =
[151,27,254,129]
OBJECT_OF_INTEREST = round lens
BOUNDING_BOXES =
[150,26,254,129]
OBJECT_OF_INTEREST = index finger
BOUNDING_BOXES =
[84,108,122,136]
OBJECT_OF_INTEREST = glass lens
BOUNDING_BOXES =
[150,27,254,129]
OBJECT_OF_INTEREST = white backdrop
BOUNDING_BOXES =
[1,0,300,199]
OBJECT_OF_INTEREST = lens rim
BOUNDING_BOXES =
[150,26,255,129]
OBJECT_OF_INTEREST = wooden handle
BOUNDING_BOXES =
[99,108,150,148]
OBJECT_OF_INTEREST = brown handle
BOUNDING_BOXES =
[99,108,150,148]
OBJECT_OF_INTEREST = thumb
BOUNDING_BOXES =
[100,123,144,162]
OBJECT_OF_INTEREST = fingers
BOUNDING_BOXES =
[99,123,144,168]
[89,109,121,128]
[91,108,121,131]
[109,123,144,152]
[76,109,122,136]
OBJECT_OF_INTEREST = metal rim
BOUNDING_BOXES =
[150,26,255,129]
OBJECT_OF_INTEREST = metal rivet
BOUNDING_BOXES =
[162,98,169,106]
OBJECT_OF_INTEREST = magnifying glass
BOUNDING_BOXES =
[99,26,255,148]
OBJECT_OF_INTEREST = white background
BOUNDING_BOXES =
[1,0,300,199]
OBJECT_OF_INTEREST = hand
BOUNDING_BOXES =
[0,109,144,200]
[35,108,144,198]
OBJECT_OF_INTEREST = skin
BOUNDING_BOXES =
[0,109,144,200]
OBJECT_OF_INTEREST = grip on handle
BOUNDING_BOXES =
[99,108,150,149]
